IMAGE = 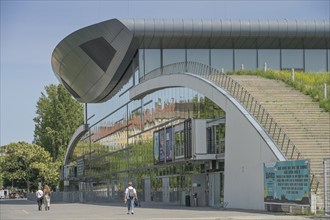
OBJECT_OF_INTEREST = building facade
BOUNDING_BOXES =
[52,19,330,210]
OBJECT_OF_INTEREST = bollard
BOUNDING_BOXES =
[324,83,327,99]
[241,64,244,70]
[264,62,267,72]
[221,68,224,74]
[291,68,295,81]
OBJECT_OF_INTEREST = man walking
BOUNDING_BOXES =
[124,181,137,214]
[36,187,44,211]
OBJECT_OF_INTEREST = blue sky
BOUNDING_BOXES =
[1,0,329,146]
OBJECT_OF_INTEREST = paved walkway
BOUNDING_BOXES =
[0,199,326,220]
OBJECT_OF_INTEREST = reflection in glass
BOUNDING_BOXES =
[328,50,330,72]
[69,50,228,206]
[187,49,209,66]
[234,49,257,70]
[211,49,233,72]
[281,49,303,70]
[163,49,185,66]
[258,49,280,70]
[305,50,327,72]
[145,49,161,74]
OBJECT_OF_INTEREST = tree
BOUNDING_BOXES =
[33,84,84,163]
[0,142,59,192]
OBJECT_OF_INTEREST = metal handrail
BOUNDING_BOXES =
[142,61,320,193]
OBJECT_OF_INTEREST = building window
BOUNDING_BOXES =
[211,49,234,72]
[305,49,327,72]
[258,49,280,70]
[139,49,144,79]
[328,50,330,72]
[163,49,185,66]
[281,49,303,71]
[234,49,257,70]
[187,49,209,66]
[145,49,161,74]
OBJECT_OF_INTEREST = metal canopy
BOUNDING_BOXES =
[51,19,330,103]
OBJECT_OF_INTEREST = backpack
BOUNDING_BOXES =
[128,187,134,198]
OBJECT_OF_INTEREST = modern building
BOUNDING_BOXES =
[51,19,330,211]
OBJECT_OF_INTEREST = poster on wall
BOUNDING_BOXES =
[166,127,173,162]
[76,156,85,178]
[264,160,310,206]
[159,128,165,163]
[153,131,159,163]
[184,118,192,159]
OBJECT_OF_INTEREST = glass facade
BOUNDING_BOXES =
[137,48,329,78]
[305,49,327,72]
[281,49,304,70]
[68,48,329,205]
[211,49,234,72]
[234,49,257,70]
[258,49,280,70]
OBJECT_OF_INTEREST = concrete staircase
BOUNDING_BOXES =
[228,75,330,210]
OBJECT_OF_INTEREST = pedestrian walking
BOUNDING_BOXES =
[36,187,44,211]
[43,185,51,211]
[124,181,137,215]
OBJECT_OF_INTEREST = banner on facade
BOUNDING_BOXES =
[153,131,159,163]
[159,128,165,163]
[165,127,173,162]
[264,160,310,206]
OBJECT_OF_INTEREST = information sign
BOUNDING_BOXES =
[264,160,310,206]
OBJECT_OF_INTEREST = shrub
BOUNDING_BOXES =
[227,69,330,112]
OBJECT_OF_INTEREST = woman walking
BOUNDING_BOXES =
[43,185,51,211]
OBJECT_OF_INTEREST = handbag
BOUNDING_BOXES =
[134,197,139,207]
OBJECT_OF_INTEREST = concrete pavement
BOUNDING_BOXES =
[0,199,326,220]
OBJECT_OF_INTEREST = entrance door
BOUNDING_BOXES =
[162,177,169,203]
[192,174,206,206]
[143,178,151,202]
[208,172,221,206]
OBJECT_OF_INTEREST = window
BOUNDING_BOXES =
[187,49,209,66]
[163,49,185,66]
[305,50,327,72]
[281,49,303,70]
[145,49,161,74]
[234,49,257,70]
[211,49,234,72]
[258,49,280,70]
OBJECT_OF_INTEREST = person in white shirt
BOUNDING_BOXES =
[124,181,137,214]
[36,187,44,211]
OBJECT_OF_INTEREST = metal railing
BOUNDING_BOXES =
[143,61,320,194]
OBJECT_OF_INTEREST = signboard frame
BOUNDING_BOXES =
[264,160,310,206]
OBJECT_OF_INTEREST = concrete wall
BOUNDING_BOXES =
[224,100,279,210]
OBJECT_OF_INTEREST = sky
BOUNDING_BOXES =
[1,0,329,146]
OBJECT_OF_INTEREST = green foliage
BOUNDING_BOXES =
[192,95,225,119]
[227,69,330,112]
[33,84,84,163]
[0,142,59,192]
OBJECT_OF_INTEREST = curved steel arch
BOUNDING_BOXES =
[130,72,286,161]
[64,124,89,165]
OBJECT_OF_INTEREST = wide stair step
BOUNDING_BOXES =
[223,75,330,210]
